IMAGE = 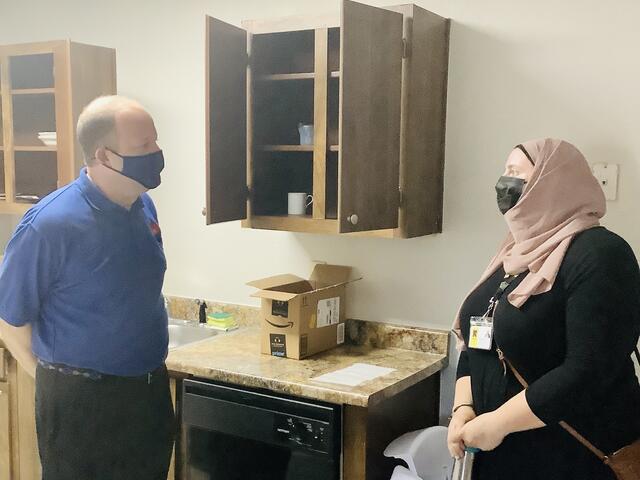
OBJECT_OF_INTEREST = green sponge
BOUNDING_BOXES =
[206,312,238,330]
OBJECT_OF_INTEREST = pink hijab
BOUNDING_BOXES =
[453,138,606,349]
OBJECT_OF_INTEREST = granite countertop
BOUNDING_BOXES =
[166,322,448,408]
[1,296,450,408]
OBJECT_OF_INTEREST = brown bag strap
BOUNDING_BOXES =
[503,357,608,461]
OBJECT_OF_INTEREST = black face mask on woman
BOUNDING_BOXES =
[495,176,526,214]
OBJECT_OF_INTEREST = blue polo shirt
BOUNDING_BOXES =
[0,169,168,376]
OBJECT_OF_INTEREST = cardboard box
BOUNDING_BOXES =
[248,264,356,359]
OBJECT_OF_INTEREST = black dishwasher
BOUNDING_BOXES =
[182,378,342,480]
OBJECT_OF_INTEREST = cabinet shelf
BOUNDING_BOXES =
[261,145,313,152]
[257,71,340,81]
[259,73,314,81]
[259,145,339,152]
[11,88,55,95]
[0,202,31,215]
[14,145,57,152]
[249,215,338,234]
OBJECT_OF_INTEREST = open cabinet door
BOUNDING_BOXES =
[206,16,248,225]
[338,0,403,233]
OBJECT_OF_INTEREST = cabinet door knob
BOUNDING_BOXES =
[347,214,359,225]
[202,207,207,217]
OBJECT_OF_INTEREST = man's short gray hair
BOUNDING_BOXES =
[76,95,141,165]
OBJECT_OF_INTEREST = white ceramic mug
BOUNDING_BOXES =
[288,192,313,215]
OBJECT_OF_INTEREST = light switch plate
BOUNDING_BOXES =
[592,163,619,201]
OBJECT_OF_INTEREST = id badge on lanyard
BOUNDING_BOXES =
[468,274,518,351]
[469,315,494,350]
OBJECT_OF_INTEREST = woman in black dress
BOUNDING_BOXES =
[447,138,640,479]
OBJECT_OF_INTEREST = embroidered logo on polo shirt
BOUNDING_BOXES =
[148,220,163,244]
[149,221,161,237]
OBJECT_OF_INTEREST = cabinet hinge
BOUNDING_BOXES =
[398,189,404,207]
[402,38,410,59]
[246,185,252,199]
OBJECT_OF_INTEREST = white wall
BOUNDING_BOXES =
[0,215,20,254]
[2,0,640,415]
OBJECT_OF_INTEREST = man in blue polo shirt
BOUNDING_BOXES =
[0,95,174,479]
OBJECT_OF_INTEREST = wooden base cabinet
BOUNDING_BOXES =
[0,352,178,480]
[0,349,42,480]
[343,374,440,480]
[0,380,11,480]
[205,1,449,238]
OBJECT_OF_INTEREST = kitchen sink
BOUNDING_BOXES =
[168,319,218,349]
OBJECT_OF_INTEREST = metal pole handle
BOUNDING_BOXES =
[452,447,480,480]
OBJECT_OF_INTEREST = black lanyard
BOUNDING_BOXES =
[483,273,520,373]
[483,273,520,318]
[485,274,640,375]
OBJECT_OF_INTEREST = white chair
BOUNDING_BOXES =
[390,465,422,480]
[384,426,453,480]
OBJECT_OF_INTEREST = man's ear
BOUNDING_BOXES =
[94,146,109,166]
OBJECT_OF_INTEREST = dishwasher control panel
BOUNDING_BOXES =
[274,414,331,453]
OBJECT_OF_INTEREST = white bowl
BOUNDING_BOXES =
[39,138,57,147]
[37,132,57,139]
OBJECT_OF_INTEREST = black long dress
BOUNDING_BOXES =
[456,227,640,480]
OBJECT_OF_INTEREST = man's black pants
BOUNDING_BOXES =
[35,364,175,480]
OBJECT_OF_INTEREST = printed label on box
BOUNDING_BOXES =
[337,323,345,345]
[272,300,289,318]
[270,334,287,357]
[317,297,340,328]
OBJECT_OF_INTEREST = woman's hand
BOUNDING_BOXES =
[460,411,507,452]
[447,406,476,459]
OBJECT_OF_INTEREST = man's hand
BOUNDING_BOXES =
[0,320,37,378]
[460,411,507,452]
[447,406,476,459]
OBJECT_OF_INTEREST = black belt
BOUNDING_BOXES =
[37,359,166,383]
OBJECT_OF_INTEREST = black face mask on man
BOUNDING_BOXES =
[103,148,165,190]
[495,176,526,214]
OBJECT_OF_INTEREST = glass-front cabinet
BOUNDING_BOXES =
[0,41,116,215]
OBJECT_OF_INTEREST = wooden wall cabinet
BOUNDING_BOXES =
[0,40,116,215]
[205,1,449,238]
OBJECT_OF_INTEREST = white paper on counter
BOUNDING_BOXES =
[312,363,396,387]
